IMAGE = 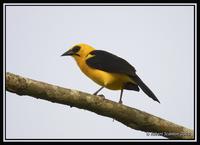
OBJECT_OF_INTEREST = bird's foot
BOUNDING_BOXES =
[92,93,105,99]
[119,100,123,104]
[98,94,105,99]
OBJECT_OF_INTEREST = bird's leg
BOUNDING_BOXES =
[119,89,123,104]
[93,86,104,96]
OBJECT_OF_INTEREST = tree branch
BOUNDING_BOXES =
[5,72,194,139]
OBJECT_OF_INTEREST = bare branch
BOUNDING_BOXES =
[5,72,194,139]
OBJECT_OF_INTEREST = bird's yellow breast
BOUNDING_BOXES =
[75,57,133,90]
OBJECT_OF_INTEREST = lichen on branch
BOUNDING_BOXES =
[5,72,194,139]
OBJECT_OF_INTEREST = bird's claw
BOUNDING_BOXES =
[98,94,105,98]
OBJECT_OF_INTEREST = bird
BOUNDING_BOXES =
[61,43,160,104]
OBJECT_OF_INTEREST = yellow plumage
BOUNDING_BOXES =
[72,44,134,90]
[61,43,160,104]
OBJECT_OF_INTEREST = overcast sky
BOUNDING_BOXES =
[5,4,195,140]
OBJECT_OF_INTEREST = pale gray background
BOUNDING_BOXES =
[5,5,194,139]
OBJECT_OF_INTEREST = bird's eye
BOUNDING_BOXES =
[72,46,81,53]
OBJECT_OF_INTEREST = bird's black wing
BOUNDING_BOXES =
[86,50,136,76]
[86,50,160,103]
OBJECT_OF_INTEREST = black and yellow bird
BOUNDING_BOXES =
[61,43,160,104]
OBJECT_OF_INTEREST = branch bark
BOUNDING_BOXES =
[5,72,194,139]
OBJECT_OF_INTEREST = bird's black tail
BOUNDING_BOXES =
[133,74,160,103]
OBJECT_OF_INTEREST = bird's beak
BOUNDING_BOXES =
[61,49,74,56]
